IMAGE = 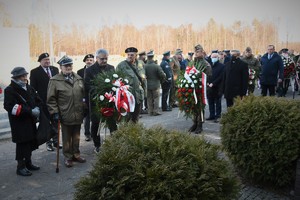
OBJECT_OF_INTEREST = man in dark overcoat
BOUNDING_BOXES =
[222,50,249,107]
[30,53,59,151]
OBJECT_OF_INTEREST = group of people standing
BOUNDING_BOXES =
[3,43,297,176]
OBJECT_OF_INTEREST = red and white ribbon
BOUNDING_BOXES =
[113,78,135,116]
[201,72,207,105]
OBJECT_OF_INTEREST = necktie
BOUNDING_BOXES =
[46,67,51,78]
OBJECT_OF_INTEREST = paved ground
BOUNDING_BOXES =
[0,88,299,200]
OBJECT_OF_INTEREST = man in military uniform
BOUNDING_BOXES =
[144,50,166,116]
[77,54,94,141]
[241,47,261,94]
[138,51,148,114]
[116,47,146,123]
[189,44,212,134]
[160,51,173,111]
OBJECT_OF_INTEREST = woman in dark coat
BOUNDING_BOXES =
[4,67,42,176]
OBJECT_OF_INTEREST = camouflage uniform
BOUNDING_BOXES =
[241,55,260,94]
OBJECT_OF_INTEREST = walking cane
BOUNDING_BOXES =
[56,120,60,173]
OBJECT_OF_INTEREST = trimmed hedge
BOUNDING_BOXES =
[75,123,240,200]
[221,95,300,187]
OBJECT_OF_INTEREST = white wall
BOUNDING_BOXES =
[0,27,30,86]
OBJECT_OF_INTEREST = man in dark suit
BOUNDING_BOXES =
[222,50,249,107]
[30,53,59,151]
[77,54,94,141]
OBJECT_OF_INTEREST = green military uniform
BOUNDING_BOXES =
[189,49,212,134]
[241,55,261,94]
[145,58,166,115]
[116,59,145,122]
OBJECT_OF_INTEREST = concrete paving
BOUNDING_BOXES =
[1,88,298,199]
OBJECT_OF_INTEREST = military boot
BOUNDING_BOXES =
[188,116,198,132]
[194,121,203,134]
[25,159,40,171]
[16,160,32,176]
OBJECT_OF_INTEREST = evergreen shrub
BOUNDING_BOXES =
[75,123,240,199]
[221,95,300,187]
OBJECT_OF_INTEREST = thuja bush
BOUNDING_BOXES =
[75,123,240,200]
[221,95,300,187]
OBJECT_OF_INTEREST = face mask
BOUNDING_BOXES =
[231,55,237,61]
[211,58,218,63]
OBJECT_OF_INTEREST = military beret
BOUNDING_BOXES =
[38,53,49,62]
[223,49,230,53]
[163,51,170,56]
[188,52,194,56]
[83,54,94,62]
[194,44,203,51]
[147,50,154,57]
[125,47,138,53]
[57,55,73,66]
[138,51,146,56]
[245,47,252,52]
[281,48,289,53]
[211,50,218,53]
[11,67,28,78]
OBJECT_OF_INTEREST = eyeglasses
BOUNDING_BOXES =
[98,57,108,61]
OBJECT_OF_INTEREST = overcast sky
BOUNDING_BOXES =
[1,0,300,42]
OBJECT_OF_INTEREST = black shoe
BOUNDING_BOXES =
[188,123,197,132]
[26,163,40,171]
[206,117,215,121]
[162,108,172,111]
[16,168,32,176]
[140,109,148,114]
[172,104,178,108]
[46,144,54,151]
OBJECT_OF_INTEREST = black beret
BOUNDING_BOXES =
[57,55,73,66]
[125,47,138,53]
[188,52,194,56]
[138,51,146,56]
[83,54,94,62]
[163,51,170,56]
[211,50,218,53]
[281,48,289,53]
[11,67,28,78]
[223,50,230,53]
[38,53,49,62]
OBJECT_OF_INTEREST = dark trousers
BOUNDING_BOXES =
[16,140,36,161]
[261,84,276,96]
[208,96,222,118]
[61,124,81,159]
[91,115,117,148]
[161,82,171,110]
[83,114,91,136]
[226,98,234,108]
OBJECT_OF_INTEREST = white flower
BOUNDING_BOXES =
[180,84,183,87]
[194,80,198,84]
[249,81,253,85]
[183,80,186,83]
[99,95,104,101]
[113,74,118,78]
[192,75,196,79]
[105,78,110,83]
[112,87,117,91]
[124,79,129,83]
[191,84,194,88]
[187,79,192,83]
[185,84,189,88]
[199,85,202,88]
